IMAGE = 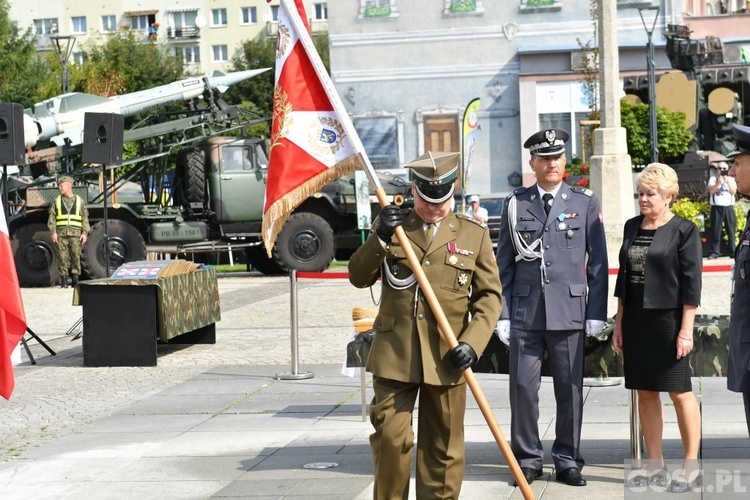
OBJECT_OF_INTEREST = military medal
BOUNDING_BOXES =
[566,229,574,238]
[558,222,567,231]
[458,271,468,286]
[449,255,458,265]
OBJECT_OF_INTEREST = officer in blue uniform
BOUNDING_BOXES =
[727,123,750,436]
[495,128,608,487]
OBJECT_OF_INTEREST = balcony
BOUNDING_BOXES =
[166,26,200,40]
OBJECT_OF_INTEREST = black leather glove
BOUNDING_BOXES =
[376,204,409,242]
[449,342,477,371]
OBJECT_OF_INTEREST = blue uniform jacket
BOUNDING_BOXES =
[496,182,608,331]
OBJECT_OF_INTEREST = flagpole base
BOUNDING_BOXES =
[276,371,314,380]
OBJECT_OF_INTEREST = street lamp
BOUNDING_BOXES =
[639,6,660,164]
[50,35,77,93]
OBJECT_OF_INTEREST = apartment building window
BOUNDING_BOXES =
[212,45,228,62]
[271,6,280,21]
[167,10,199,38]
[211,8,228,27]
[241,7,257,25]
[175,46,201,64]
[72,52,86,65]
[444,0,484,14]
[71,16,87,34]
[359,0,399,19]
[101,15,116,32]
[131,15,150,30]
[314,3,328,20]
[519,0,562,11]
[34,18,58,35]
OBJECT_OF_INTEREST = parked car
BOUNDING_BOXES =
[454,193,507,248]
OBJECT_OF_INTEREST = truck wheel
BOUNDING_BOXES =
[272,213,335,272]
[177,147,205,203]
[81,220,147,279]
[11,223,60,287]
[247,245,284,275]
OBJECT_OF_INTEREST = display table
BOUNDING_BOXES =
[73,267,221,366]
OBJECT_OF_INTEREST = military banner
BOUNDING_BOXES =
[262,0,364,256]
[461,97,481,191]
[0,199,27,400]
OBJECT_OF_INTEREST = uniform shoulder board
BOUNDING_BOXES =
[571,186,593,197]
[512,186,528,196]
[456,213,485,226]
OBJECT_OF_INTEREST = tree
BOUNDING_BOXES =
[70,29,183,96]
[226,33,331,136]
[0,0,53,106]
[620,99,692,166]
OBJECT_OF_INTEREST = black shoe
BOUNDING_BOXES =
[71,275,79,286]
[556,467,587,486]
[707,253,719,260]
[59,277,68,289]
[515,467,543,486]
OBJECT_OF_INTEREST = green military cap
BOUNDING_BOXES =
[405,151,460,204]
[57,175,74,185]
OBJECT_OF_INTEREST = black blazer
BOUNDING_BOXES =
[614,215,702,309]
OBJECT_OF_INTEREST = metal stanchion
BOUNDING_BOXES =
[630,390,643,459]
[276,269,314,380]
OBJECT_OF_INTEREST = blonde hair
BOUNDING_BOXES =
[637,163,679,201]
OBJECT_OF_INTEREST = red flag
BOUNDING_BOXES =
[262,0,363,256]
[0,202,27,400]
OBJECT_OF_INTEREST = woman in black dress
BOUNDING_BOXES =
[613,163,702,491]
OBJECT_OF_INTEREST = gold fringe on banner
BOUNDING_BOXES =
[261,154,362,257]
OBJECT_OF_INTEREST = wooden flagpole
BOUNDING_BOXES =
[280,2,533,497]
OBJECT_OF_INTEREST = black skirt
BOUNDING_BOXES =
[622,299,691,392]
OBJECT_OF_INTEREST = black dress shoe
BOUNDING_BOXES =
[556,467,587,486]
[515,467,543,486]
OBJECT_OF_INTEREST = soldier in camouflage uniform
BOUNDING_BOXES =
[47,175,89,288]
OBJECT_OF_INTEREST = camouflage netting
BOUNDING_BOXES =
[475,314,731,378]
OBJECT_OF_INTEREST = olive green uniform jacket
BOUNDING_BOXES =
[349,210,502,386]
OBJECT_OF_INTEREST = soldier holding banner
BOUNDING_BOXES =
[349,151,502,499]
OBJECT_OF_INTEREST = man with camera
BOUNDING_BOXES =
[707,161,737,259]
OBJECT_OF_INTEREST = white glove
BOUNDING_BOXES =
[496,320,511,346]
[585,320,606,337]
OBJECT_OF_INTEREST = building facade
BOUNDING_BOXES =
[8,1,328,74]
[327,0,750,194]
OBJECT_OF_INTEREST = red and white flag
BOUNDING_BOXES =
[262,0,364,255]
[0,202,27,400]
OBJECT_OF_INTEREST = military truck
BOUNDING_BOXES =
[622,24,749,193]
[6,76,410,286]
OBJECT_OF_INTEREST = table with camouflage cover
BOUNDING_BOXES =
[73,267,221,366]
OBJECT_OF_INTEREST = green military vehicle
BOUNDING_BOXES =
[6,76,410,287]
[9,134,410,286]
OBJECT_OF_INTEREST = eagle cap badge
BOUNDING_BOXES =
[545,129,556,143]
